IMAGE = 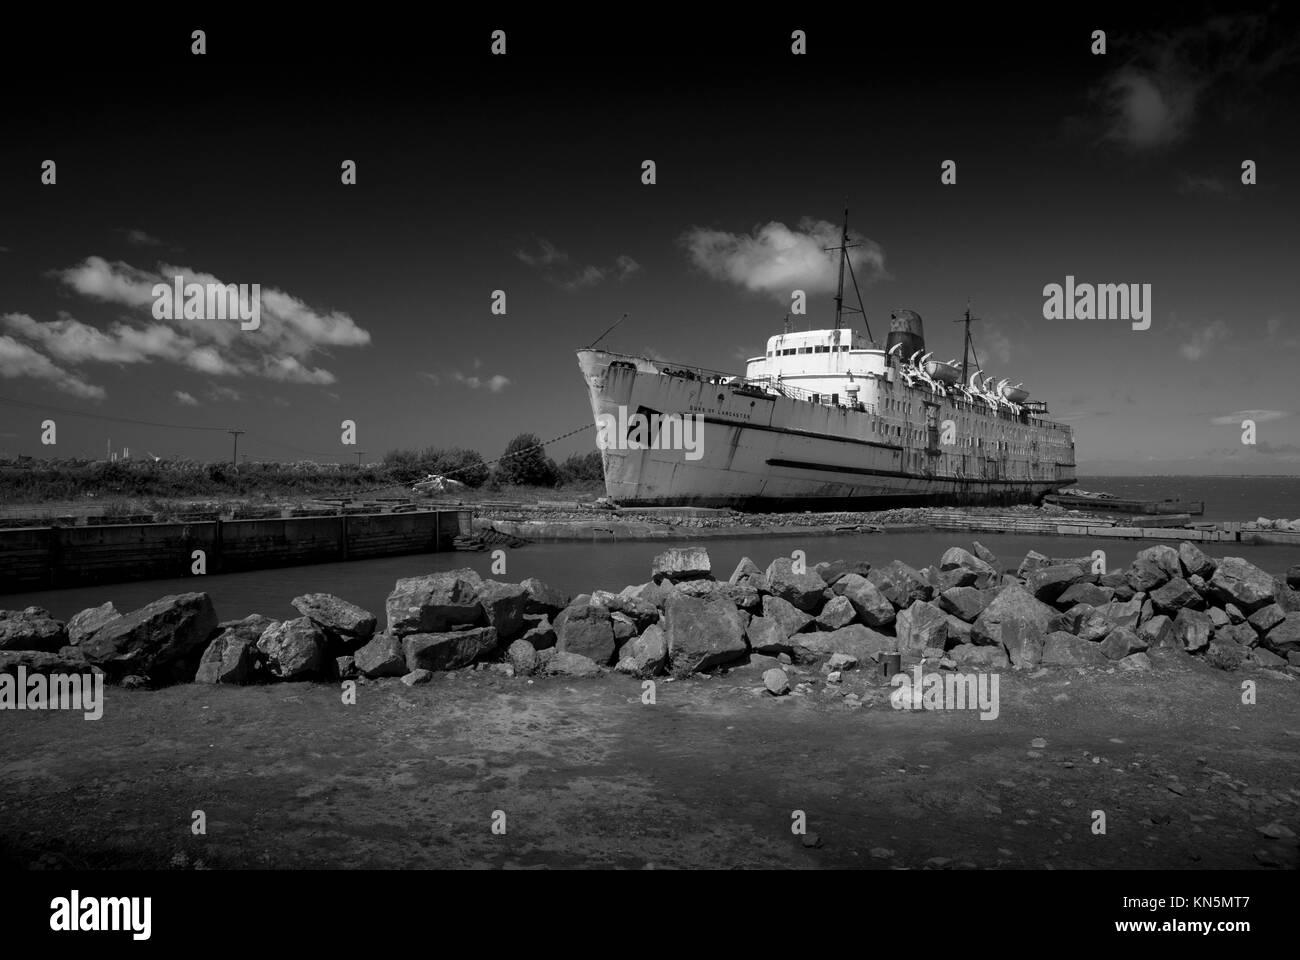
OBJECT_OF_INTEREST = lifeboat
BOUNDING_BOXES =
[925,359,960,384]
[1001,382,1030,403]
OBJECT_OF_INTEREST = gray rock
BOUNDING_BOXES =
[0,608,67,653]
[797,625,895,661]
[1250,647,1287,669]
[971,584,1060,646]
[1041,631,1107,666]
[1017,550,1050,578]
[291,593,376,644]
[194,631,257,685]
[746,615,793,655]
[817,559,873,586]
[0,649,97,676]
[1205,637,1246,671]
[869,560,932,608]
[815,595,856,630]
[476,580,529,641]
[1149,577,1204,616]
[403,626,498,672]
[1178,542,1216,579]
[385,568,484,636]
[1056,582,1114,609]
[557,603,617,665]
[948,643,1010,668]
[1247,603,1285,636]
[1262,617,1300,655]
[521,577,571,616]
[80,592,217,684]
[1001,615,1045,668]
[937,586,994,623]
[940,547,995,577]
[1173,608,1213,653]
[652,546,711,582]
[972,541,1000,569]
[506,638,538,675]
[1225,602,1246,624]
[1095,595,1144,631]
[617,623,668,677]
[1026,564,1085,604]
[354,631,407,677]
[675,579,721,600]
[1119,652,1153,672]
[546,651,601,676]
[256,617,329,680]
[65,602,119,646]
[401,669,433,686]
[1288,564,1300,590]
[728,556,762,585]
[1127,545,1182,592]
[521,614,557,650]
[335,655,357,680]
[765,557,828,612]
[663,595,747,673]
[1207,557,1276,614]
[895,600,949,658]
[762,595,814,637]
[1208,606,1230,629]
[1100,626,1147,661]
[763,667,790,696]
[833,574,896,627]
[1138,614,1175,649]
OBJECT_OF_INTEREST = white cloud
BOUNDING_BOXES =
[174,390,199,405]
[680,217,886,301]
[1209,409,1290,425]
[452,371,511,392]
[1177,320,1228,360]
[0,334,105,399]
[516,240,640,291]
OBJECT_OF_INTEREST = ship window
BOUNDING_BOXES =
[831,394,838,404]
[815,345,829,353]
[812,393,820,403]
[798,347,810,354]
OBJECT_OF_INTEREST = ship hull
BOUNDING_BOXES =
[578,349,1076,511]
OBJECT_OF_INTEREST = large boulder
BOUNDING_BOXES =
[354,632,408,678]
[557,604,617,665]
[662,595,747,673]
[614,624,668,677]
[521,577,571,616]
[948,643,1010,669]
[817,559,873,587]
[1261,617,1300,655]
[403,626,498,672]
[0,608,67,653]
[1100,626,1147,661]
[653,547,711,582]
[761,595,814,637]
[1246,603,1285,637]
[1178,542,1216,579]
[971,541,1000,570]
[546,651,602,677]
[796,625,895,662]
[1056,582,1114,609]
[1138,614,1175,650]
[1205,637,1247,671]
[1207,558,1276,614]
[1173,608,1213,653]
[833,574,896,628]
[521,615,557,650]
[476,580,528,641]
[1017,550,1050,579]
[1149,577,1205,616]
[291,593,376,645]
[1001,615,1045,668]
[256,617,329,681]
[764,558,828,612]
[1025,564,1085,604]
[936,586,994,623]
[1127,545,1182,592]
[971,584,1059,646]
[194,632,258,685]
[80,593,217,684]
[1065,604,1114,642]
[868,561,931,608]
[386,568,484,636]
[1041,631,1107,666]
[65,602,119,645]
[815,595,856,630]
[0,648,99,676]
[894,600,949,659]
[1095,595,1145,631]
[746,615,794,655]
[506,639,538,675]
[939,547,995,578]
[1287,565,1300,590]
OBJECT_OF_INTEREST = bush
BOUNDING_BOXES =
[557,451,604,487]
[493,433,559,487]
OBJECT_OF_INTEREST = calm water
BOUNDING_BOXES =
[9,529,1300,624]
[1075,476,1300,523]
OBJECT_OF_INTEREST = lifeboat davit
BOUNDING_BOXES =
[925,360,960,384]
[1001,382,1030,403]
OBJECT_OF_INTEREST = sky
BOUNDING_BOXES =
[1,8,1298,475]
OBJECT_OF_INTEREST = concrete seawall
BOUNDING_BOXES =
[0,509,470,593]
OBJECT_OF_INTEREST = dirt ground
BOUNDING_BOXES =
[2,648,1297,870]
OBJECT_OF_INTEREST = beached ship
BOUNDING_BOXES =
[576,213,1076,509]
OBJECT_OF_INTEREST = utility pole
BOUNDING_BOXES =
[354,451,365,467]
[227,429,244,468]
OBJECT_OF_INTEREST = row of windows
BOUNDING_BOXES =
[769,345,851,357]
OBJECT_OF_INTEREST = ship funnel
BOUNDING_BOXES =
[885,309,925,362]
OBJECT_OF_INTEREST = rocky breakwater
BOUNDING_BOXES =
[3,541,1299,690]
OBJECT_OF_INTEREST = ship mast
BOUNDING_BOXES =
[956,300,983,384]
[824,205,872,340]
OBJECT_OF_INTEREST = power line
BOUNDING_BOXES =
[0,394,231,432]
